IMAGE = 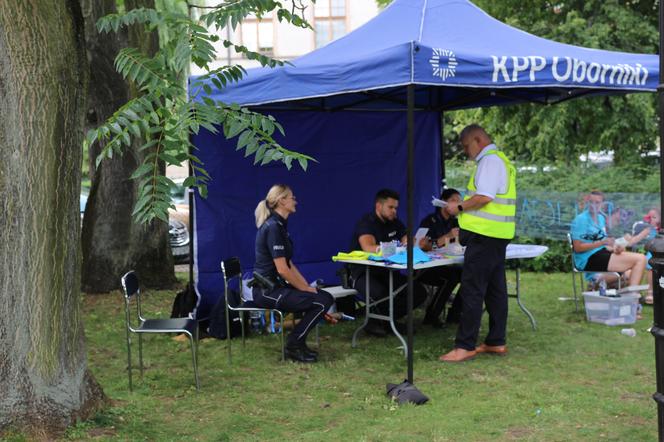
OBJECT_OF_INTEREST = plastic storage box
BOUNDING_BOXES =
[582,291,640,326]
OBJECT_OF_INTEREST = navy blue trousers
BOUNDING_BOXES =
[455,230,510,351]
[418,265,463,321]
[253,286,334,346]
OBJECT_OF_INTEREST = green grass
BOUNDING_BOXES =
[66,272,657,441]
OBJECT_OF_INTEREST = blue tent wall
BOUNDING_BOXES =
[192,111,442,318]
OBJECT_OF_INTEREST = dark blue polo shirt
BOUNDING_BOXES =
[254,213,292,280]
[351,212,406,250]
[350,212,406,278]
[419,210,458,243]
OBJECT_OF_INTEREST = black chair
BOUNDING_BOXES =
[120,271,200,391]
[566,233,623,312]
[221,257,285,363]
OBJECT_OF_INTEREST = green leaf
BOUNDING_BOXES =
[183,176,197,187]
[130,163,153,179]
[237,130,253,150]
[226,120,247,139]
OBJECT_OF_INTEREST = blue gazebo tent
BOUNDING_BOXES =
[199,0,656,110]
[189,0,657,331]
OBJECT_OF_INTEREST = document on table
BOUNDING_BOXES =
[414,227,429,242]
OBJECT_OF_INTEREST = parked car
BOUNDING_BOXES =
[80,180,191,263]
[168,178,190,263]
[169,218,190,263]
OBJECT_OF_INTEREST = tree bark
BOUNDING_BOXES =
[0,0,105,437]
[81,0,177,293]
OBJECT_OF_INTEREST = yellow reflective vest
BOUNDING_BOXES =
[459,149,516,239]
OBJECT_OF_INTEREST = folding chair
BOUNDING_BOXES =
[120,271,200,391]
[567,233,622,312]
[221,257,285,363]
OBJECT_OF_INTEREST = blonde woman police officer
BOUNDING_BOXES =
[253,184,334,363]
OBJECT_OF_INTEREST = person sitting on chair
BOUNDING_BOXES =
[349,188,428,337]
[417,188,464,327]
[629,207,660,304]
[252,184,334,363]
[570,190,647,291]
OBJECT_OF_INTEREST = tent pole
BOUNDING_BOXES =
[188,143,194,299]
[660,0,664,227]
[653,1,664,438]
[440,112,446,192]
[406,84,415,384]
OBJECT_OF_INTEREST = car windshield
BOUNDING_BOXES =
[170,179,188,205]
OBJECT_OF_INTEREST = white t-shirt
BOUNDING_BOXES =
[473,144,508,199]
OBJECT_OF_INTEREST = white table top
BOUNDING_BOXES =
[334,243,548,270]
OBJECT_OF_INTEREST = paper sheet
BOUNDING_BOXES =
[414,227,429,242]
[431,196,448,208]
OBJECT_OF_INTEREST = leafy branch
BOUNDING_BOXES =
[86,1,315,224]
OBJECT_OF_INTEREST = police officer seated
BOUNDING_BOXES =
[252,184,334,363]
[350,188,427,337]
[417,188,464,327]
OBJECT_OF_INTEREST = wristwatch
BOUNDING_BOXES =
[457,204,464,212]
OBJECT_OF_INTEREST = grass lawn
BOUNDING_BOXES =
[61,272,656,441]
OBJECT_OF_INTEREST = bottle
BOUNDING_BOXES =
[249,311,264,335]
[598,278,607,297]
[621,328,636,337]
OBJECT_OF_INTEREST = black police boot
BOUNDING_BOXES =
[285,343,317,363]
[302,342,319,357]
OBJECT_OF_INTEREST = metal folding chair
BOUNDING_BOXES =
[567,233,622,312]
[221,257,285,363]
[120,271,200,391]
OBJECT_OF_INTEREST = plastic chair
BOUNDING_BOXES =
[567,233,622,312]
[221,257,285,363]
[120,271,200,391]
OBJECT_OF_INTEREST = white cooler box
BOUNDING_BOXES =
[582,291,640,326]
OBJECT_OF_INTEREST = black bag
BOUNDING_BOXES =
[386,380,429,405]
[207,289,247,340]
[171,284,197,318]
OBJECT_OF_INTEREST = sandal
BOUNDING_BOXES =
[645,290,654,305]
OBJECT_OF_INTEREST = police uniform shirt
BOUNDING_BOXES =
[419,210,458,243]
[351,212,406,250]
[254,212,292,280]
[474,144,508,198]
[350,212,406,279]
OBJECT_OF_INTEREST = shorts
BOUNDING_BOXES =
[584,249,612,271]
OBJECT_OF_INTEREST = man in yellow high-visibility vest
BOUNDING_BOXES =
[439,124,516,363]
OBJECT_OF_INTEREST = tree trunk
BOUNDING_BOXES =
[81,0,177,293]
[0,1,105,437]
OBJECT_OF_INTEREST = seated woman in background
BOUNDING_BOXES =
[571,190,647,292]
[628,208,660,303]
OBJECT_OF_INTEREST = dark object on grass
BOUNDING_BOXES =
[208,289,247,340]
[170,284,196,318]
[386,380,429,405]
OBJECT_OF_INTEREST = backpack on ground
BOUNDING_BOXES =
[207,289,248,340]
